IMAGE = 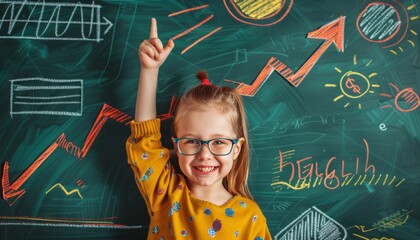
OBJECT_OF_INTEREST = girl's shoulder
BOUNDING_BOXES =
[231,195,267,219]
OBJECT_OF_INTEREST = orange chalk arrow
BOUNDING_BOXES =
[2,142,59,206]
[278,16,345,87]
[2,104,133,206]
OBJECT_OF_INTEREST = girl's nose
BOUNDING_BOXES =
[196,144,212,160]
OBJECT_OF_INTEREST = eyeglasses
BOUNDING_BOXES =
[173,138,239,156]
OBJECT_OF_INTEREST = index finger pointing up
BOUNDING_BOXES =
[149,18,158,39]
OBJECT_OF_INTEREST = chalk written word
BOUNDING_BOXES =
[351,209,412,234]
[272,139,376,190]
[55,133,83,159]
[272,174,404,192]
[274,206,347,240]
[250,113,341,135]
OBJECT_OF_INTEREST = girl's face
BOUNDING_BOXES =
[173,106,243,191]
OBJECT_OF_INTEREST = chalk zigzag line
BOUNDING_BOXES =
[45,183,83,199]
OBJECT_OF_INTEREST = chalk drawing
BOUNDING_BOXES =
[274,206,347,240]
[0,0,113,42]
[10,78,83,117]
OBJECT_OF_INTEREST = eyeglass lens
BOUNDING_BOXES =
[177,138,234,155]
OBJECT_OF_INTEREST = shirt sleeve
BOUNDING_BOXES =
[253,206,273,240]
[125,118,174,212]
[256,222,272,240]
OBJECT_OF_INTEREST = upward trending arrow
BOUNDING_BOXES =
[2,104,132,206]
[279,16,345,87]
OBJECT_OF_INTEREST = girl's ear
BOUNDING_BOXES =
[233,138,245,159]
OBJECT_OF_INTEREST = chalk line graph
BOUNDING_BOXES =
[0,0,113,42]
[2,104,132,206]
[45,183,83,199]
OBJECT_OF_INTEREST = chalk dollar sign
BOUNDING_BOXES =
[345,78,361,94]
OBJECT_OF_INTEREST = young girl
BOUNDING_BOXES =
[126,18,271,239]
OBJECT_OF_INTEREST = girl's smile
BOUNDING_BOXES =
[192,165,220,174]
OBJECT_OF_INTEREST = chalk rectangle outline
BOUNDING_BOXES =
[10,78,83,117]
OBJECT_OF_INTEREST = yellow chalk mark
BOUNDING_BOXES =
[374,174,382,185]
[354,54,357,65]
[346,175,355,186]
[325,84,337,87]
[271,181,306,190]
[390,50,398,55]
[352,233,369,239]
[369,91,375,94]
[411,30,418,35]
[395,178,405,187]
[368,175,375,185]
[354,175,362,186]
[335,67,342,73]
[295,178,300,187]
[408,40,415,47]
[344,103,350,108]
[368,73,378,78]
[407,4,416,10]
[366,59,373,67]
[359,104,362,109]
[234,0,283,19]
[318,177,323,185]
[359,175,367,185]
[383,174,389,185]
[334,95,344,102]
[341,175,349,187]
[313,177,318,187]
[388,176,396,185]
[372,84,380,88]
[399,47,404,52]
[45,183,83,199]
[410,16,419,21]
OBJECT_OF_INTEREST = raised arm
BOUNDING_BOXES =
[135,18,174,122]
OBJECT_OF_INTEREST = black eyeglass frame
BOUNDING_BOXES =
[173,137,239,156]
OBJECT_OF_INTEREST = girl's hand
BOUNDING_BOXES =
[139,18,174,69]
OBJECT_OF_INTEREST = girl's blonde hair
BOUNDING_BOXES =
[173,72,253,200]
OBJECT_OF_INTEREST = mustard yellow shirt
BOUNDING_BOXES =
[126,118,272,240]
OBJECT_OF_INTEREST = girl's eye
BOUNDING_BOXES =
[185,139,200,145]
[212,139,228,145]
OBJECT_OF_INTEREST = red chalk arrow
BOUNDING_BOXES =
[278,16,345,87]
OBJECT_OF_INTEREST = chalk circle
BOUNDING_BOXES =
[394,88,420,112]
[339,71,370,99]
[223,0,293,26]
[356,0,409,48]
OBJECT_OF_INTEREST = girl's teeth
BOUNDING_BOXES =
[195,166,217,172]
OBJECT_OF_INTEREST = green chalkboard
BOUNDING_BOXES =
[1,0,420,239]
